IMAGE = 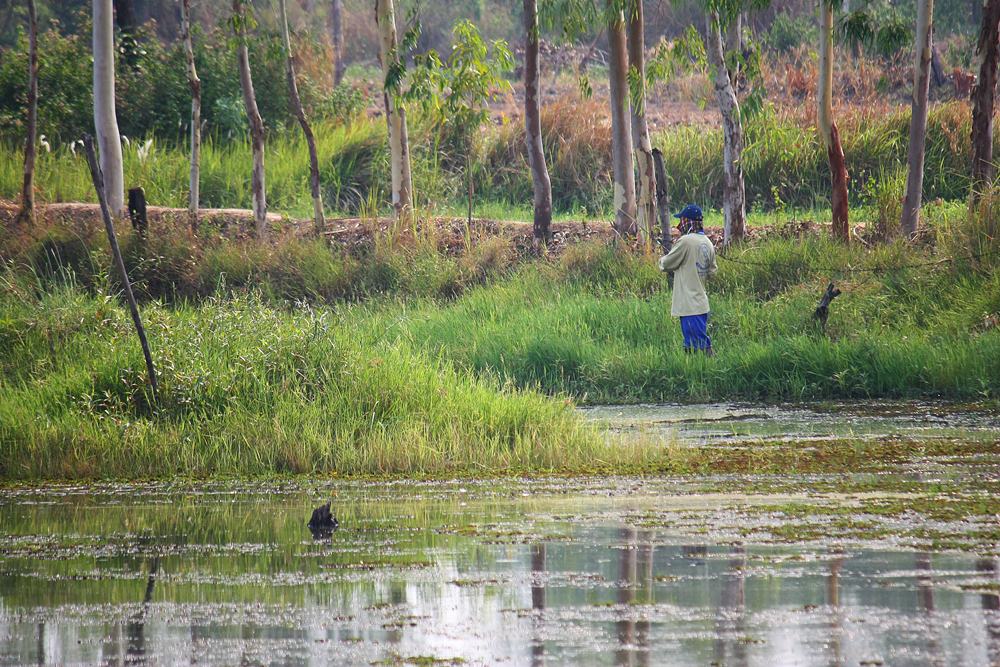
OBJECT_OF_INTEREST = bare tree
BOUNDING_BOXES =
[818,0,849,241]
[330,0,346,86]
[608,2,637,236]
[375,0,413,218]
[232,0,268,236]
[93,0,125,216]
[524,0,552,245]
[971,0,1000,200]
[900,0,935,238]
[280,0,326,236]
[180,0,201,231]
[14,0,38,227]
[626,0,656,249]
[706,10,745,244]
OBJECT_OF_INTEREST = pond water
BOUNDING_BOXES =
[1,402,998,666]
[580,400,1000,446]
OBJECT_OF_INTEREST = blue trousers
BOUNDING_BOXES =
[680,313,711,351]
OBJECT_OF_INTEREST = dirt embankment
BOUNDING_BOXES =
[0,200,810,257]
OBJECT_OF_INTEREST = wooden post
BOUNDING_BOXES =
[127,187,148,238]
[83,135,159,405]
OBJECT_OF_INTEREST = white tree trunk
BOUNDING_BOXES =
[627,0,655,249]
[233,0,267,236]
[707,12,745,244]
[608,4,636,236]
[181,0,201,231]
[375,0,413,218]
[900,0,934,237]
[93,0,125,216]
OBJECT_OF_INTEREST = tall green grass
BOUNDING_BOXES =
[0,279,668,480]
[0,102,986,219]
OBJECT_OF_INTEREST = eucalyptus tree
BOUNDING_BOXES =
[93,0,125,215]
[232,0,268,236]
[376,0,413,218]
[607,1,637,236]
[818,0,849,242]
[14,0,38,226]
[330,0,345,86]
[900,0,934,238]
[524,0,553,245]
[971,0,1000,200]
[279,0,325,235]
[705,6,745,244]
[626,0,655,248]
[180,0,201,230]
[541,0,636,237]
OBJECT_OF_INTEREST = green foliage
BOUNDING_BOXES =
[405,20,513,133]
[646,26,707,87]
[763,13,817,53]
[838,1,911,59]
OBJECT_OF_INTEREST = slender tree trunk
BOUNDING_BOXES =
[180,0,201,231]
[707,12,745,244]
[83,134,159,405]
[523,0,552,246]
[971,0,1000,200]
[93,0,125,216]
[330,0,346,86]
[627,0,656,250]
[900,0,935,237]
[818,1,850,241]
[652,148,672,251]
[280,0,325,236]
[233,0,267,236]
[14,0,37,227]
[608,4,636,237]
[375,0,413,218]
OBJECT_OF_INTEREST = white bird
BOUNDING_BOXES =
[39,134,51,153]
[121,135,130,147]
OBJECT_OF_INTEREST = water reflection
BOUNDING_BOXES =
[0,484,997,666]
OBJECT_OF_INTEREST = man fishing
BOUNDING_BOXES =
[658,204,718,354]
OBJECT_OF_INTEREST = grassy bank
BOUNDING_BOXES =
[0,282,673,480]
[0,101,986,218]
[2,201,998,479]
[379,240,1000,402]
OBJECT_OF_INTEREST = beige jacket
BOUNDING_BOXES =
[658,232,718,316]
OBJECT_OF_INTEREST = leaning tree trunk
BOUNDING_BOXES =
[627,0,656,250]
[818,0,850,241]
[14,0,37,227]
[707,12,746,244]
[280,0,325,236]
[375,0,413,218]
[900,0,935,238]
[971,0,1000,200]
[608,4,637,237]
[330,0,346,86]
[180,0,201,231]
[93,0,125,216]
[233,0,267,236]
[523,0,552,246]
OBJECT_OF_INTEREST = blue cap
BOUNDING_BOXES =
[673,204,703,221]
